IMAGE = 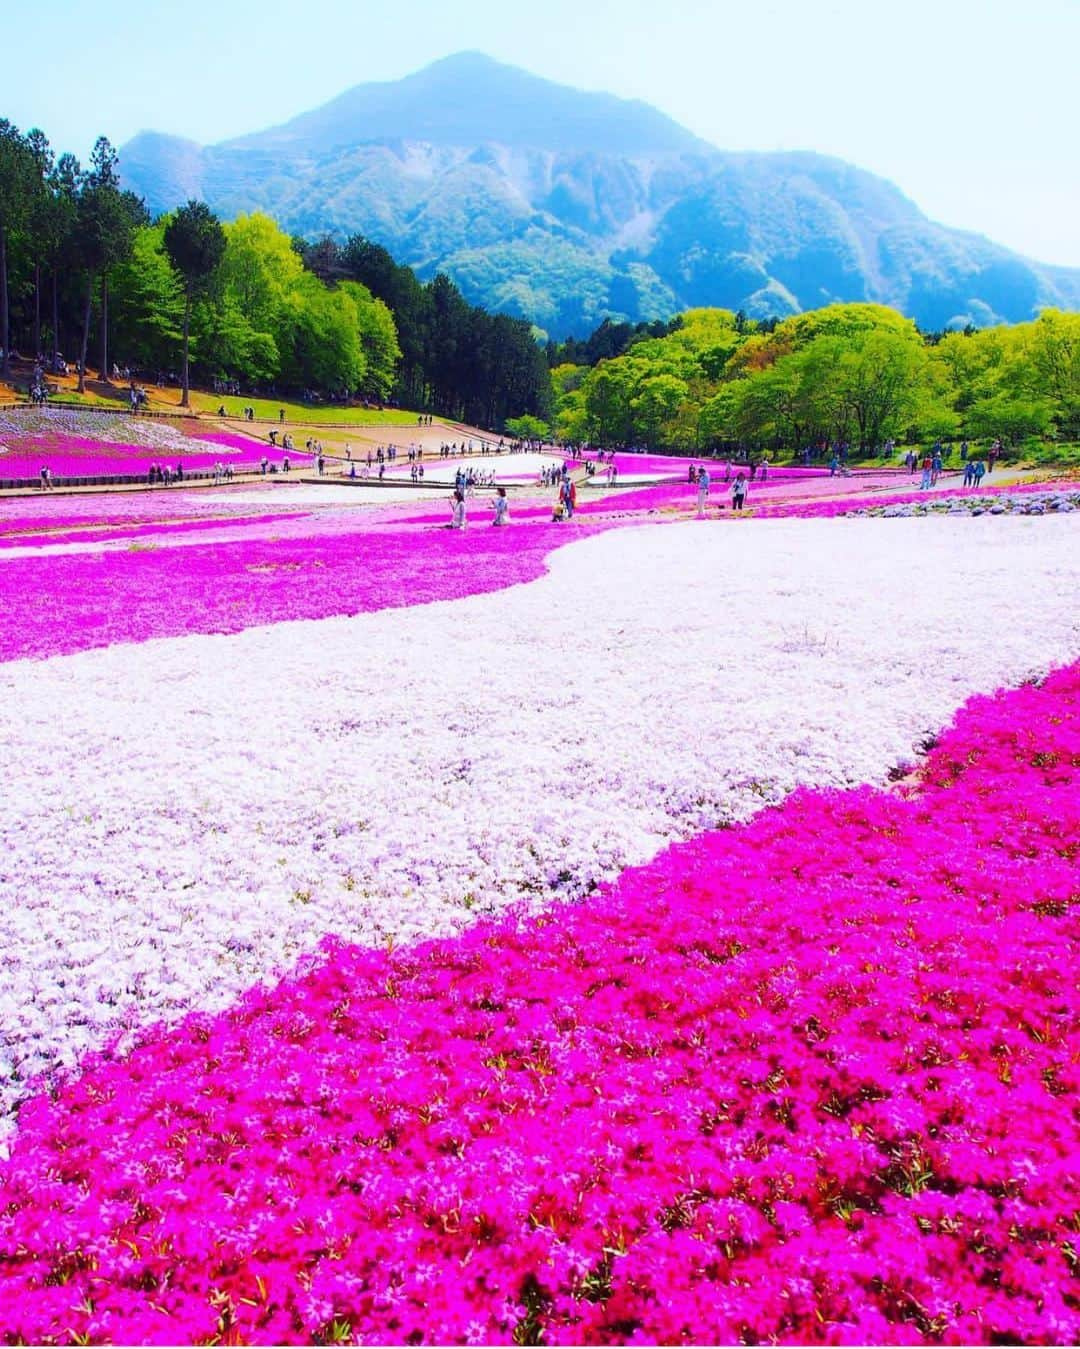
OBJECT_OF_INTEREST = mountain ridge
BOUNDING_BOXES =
[118,52,1080,337]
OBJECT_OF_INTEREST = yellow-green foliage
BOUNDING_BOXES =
[111,212,402,400]
[551,303,1080,452]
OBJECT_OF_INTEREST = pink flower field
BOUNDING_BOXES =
[0,664,1077,1344]
[0,414,277,478]
[0,512,618,661]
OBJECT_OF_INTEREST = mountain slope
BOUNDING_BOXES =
[120,52,1080,337]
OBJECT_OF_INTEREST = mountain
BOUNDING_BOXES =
[119,52,1080,338]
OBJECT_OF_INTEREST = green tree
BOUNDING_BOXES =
[280,274,365,395]
[164,200,226,407]
[0,120,35,378]
[630,372,689,447]
[966,393,1055,445]
[45,152,81,366]
[834,329,930,450]
[1024,310,1080,438]
[23,128,54,363]
[505,414,550,441]
[72,138,144,392]
[583,364,633,446]
[109,221,185,371]
[339,280,401,401]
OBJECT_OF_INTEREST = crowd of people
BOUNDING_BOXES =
[146,462,190,486]
[903,439,1000,490]
[693,466,750,516]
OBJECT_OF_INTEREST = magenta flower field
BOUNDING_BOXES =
[0,429,272,479]
[0,664,1077,1344]
[0,512,621,661]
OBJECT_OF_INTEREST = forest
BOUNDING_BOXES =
[0,121,551,427]
[548,304,1080,453]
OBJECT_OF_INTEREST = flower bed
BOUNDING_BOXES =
[0,662,1077,1344]
[754,478,1080,520]
[0,512,312,552]
[0,410,274,478]
[2,518,1077,1154]
[0,513,616,660]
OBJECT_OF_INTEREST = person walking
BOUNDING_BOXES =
[696,465,711,518]
[920,453,933,490]
[731,472,748,511]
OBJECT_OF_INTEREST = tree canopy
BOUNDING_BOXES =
[550,303,1080,451]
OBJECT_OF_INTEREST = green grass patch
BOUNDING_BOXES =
[183,391,424,426]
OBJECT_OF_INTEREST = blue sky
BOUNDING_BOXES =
[5,0,1078,266]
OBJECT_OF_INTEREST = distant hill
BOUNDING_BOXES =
[119,52,1080,338]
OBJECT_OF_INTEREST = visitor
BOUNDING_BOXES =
[696,465,710,518]
[283,455,290,474]
[920,453,933,490]
[492,486,510,525]
[972,457,987,487]
[829,453,840,477]
[731,472,748,511]
[759,457,770,482]
[449,488,467,528]
[279,408,285,424]
[931,448,943,485]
